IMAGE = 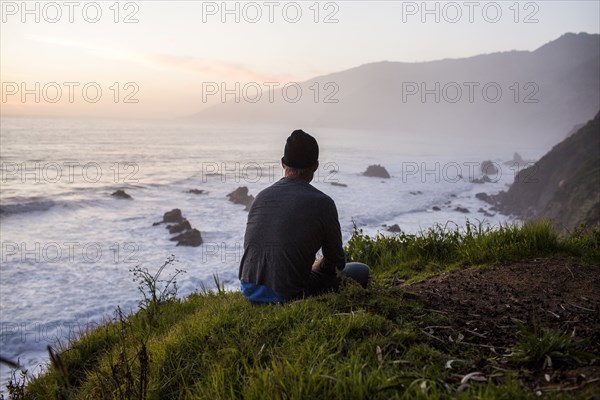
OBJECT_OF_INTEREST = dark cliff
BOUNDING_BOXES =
[491,111,600,231]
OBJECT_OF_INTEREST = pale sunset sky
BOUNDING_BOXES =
[1,0,599,118]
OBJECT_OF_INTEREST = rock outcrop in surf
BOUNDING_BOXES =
[363,165,390,179]
[111,190,132,199]
[227,187,255,211]
[154,208,203,246]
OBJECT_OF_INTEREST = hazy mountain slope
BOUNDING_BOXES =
[192,33,600,148]
[490,111,600,231]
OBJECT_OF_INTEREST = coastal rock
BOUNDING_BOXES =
[471,175,493,184]
[171,228,203,247]
[163,209,183,223]
[227,186,255,211]
[168,218,192,234]
[387,224,401,233]
[513,152,524,164]
[475,192,491,202]
[478,208,495,217]
[409,191,423,195]
[363,165,390,179]
[111,189,132,199]
[503,152,535,167]
[481,160,499,176]
[187,189,206,195]
[454,207,470,213]
[432,206,441,211]
[155,209,203,246]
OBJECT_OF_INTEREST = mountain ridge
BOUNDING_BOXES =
[192,32,600,149]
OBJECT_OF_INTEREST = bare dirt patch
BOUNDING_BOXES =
[406,259,600,392]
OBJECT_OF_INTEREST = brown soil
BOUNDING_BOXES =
[406,259,600,392]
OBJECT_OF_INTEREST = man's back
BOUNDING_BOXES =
[239,177,345,298]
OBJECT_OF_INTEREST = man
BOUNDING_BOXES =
[239,129,370,303]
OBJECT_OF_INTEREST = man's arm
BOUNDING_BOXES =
[312,256,324,271]
[320,198,346,273]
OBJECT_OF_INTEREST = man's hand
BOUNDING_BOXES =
[312,256,325,271]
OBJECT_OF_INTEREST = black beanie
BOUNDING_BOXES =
[282,130,319,169]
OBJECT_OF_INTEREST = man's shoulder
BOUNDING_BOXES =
[301,182,338,211]
[257,178,335,204]
[307,184,335,202]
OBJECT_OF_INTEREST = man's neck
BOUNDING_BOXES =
[284,173,312,183]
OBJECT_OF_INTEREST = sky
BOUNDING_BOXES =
[1,0,599,118]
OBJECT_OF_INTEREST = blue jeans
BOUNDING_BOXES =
[302,262,370,298]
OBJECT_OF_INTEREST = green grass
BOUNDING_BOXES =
[510,322,595,369]
[346,220,599,283]
[8,221,600,400]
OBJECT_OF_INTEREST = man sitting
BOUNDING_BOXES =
[239,129,370,303]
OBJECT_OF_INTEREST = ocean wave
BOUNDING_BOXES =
[0,195,117,217]
[0,199,57,216]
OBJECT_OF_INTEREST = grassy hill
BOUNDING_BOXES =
[7,222,600,399]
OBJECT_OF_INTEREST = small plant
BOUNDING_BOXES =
[130,256,186,326]
[3,370,27,400]
[94,306,150,400]
[199,273,227,295]
[510,321,594,369]
[74,257,184,398]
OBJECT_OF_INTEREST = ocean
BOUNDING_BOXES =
[0,116,545,390]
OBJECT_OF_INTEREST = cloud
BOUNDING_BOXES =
[144,53,298,82]
[28,35,299,83]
